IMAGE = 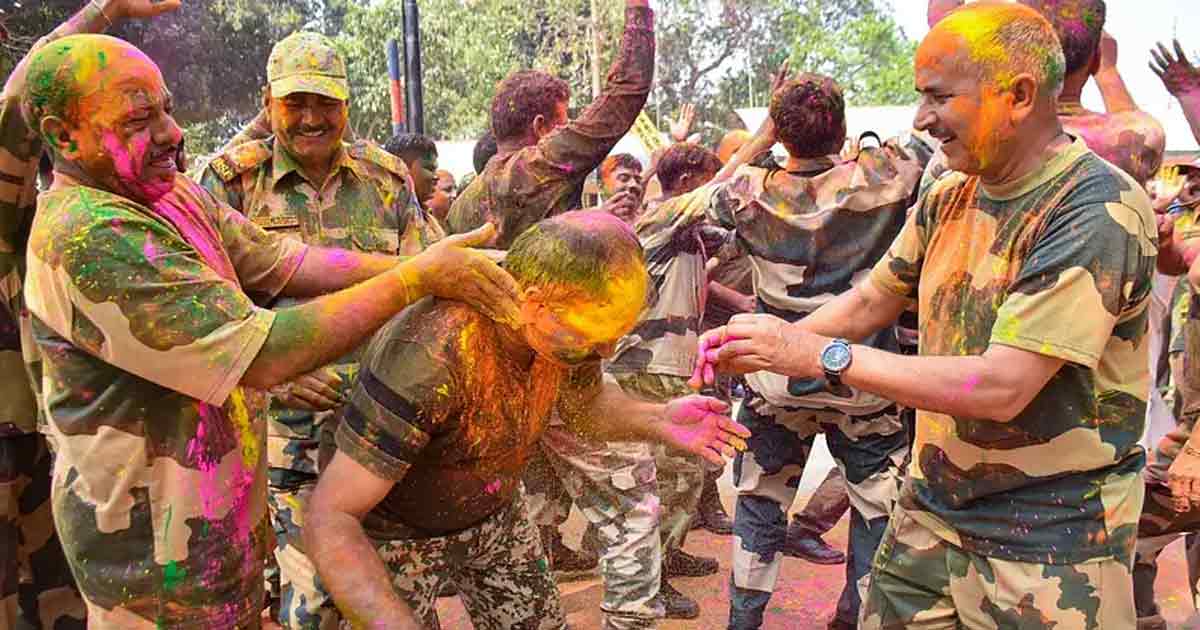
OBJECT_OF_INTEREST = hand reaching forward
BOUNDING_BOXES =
[659,396,750,466]
[669,104,697,143]
[690,313,819,389]
[106,0,183,20]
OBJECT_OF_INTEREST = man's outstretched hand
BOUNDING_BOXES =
[404,223,521,327]
[1152,39,1200,98]
[689,313,819,389]
[658,396,749,466]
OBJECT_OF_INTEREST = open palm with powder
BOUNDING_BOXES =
[659,395,750,466]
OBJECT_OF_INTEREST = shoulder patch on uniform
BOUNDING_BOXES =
[349,140,409,179]
[208,140,272,182]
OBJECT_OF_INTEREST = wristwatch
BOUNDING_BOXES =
[820,338,854,398]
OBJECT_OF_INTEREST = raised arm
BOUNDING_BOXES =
[1152,39,1200,145]
[539,0,655,170]
[1093,32,1138,114]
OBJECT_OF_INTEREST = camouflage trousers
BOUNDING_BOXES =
[861,503,1136,629]
[0,432,84,630]
[524,373,707,630]
[374,494,566,630]
[730,392,907,630]
[266,378,353,630]
[791,465,850,538]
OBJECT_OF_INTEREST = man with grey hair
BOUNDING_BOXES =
[696,3,1154,627]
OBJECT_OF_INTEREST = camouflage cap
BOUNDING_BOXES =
[267,32,349,101]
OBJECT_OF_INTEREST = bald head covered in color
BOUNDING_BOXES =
[23,34,183,205]
[914,1,1066,180]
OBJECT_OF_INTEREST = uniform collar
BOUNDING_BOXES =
[271,139,360,188]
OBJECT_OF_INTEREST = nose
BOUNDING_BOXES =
[153,113,184,150]
[300,106,321,128]
[913,102,936,133]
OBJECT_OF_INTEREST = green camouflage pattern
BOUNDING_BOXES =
[373,494,566,630]
[869,138,1155,565]
[200,137,442,258]
[659,135,932,414]
[24,175,307,628]
[0,62,43,436]
[862,503,1137,629]
[1058,102,1166,187]
[0,433,85,630]
[607,195,722,379]
[266,32,349,102]
[445,7,654,249]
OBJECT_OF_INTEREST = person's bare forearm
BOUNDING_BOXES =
[1094,66,1138,113]
[795,285,903,342]
[305,510,421,630]
[244,264,418,388]
[282,247,399,298]
[566,382,667,443]
[1178,91,1200,146]
[1158,234,1198,276]
[707,281,753,312]
[714,120,774,184]
[843,346,1034,423]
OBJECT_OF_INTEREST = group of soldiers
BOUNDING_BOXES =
[4,0,1200,629]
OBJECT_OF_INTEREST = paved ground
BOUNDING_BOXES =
[435,436,1200,629]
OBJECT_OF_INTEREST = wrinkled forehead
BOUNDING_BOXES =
[70,41,168,114]
[915,30,974,86]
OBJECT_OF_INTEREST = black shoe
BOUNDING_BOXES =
[437,581,459,598]
[545,530,598,576]
[659,578,700,619]
[664,549,719,577]
[695,478,734,535]
[782,528,846,565]
[1136,615,1168,630]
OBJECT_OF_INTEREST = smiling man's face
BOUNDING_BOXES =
[269,90,349,177]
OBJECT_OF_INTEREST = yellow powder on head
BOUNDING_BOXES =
[557,260,648,344]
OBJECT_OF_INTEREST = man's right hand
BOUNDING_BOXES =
[272,368,345,412]
[403,223,521,327]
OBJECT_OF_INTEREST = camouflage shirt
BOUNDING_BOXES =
[24,174,308,628]
[445,6,654,248]
[870,138,1156,565]
[607,195,725,378]
[200,137,442,257]
[333,298,600,538]
[0,83,41,435]
[1058,102,1165,188]
[663,137,931,412]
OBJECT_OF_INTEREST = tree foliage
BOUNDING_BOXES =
[0,0,918,150]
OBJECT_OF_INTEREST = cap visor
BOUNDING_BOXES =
[270,74,349,101]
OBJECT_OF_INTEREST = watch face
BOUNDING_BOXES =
[822,343,852,372]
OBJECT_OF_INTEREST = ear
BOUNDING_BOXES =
[1007,73,1039,124]
[262,86,272,109]
[40,116,81,161]
[531,113,548,139]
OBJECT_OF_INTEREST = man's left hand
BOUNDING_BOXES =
[1168,445,1200,512]
[659,396,750,466]
[690,313,823,389]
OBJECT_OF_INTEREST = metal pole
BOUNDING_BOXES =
[402,0,425,135]
[590,0,602,99]
[386,39,405,135]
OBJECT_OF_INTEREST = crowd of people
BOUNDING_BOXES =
[2,0,1200,628]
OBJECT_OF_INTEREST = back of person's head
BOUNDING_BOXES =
[770,73,847,159]
[932,2,1066,97]
[384,132,438,163]
[490,70,570,143]
[506,211,645,297]
[600,154,643,180]
[1018,0,1106,76]
[657,143,722,194]
[473,130,499,173]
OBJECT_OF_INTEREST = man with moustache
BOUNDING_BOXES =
[16,17,517,629]
[198,32,444,630]
[696,4,1154,627]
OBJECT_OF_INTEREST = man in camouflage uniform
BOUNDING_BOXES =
[0,2,185,628]
[16,22,517,628]
[445,0,654,248]
[659,74,930,630]
[525,143,729,624]
[303,211,748,630]
[698,5,1154,627]
[198,32,442,630]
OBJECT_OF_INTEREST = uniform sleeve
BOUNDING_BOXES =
[990,200,1156,368]
[197,165,246,214]
[0,90,41,328]
[537,6,654,174]
[213,195,307,301]
[868,190,933,303]
[335,336,459,482]
[25,194,278,406]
